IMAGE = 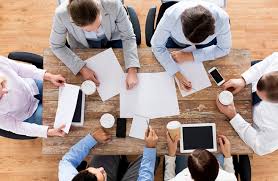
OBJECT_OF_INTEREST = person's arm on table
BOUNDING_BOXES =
[137,127,158,181]
[218,135,235,174]
[164,132,179,181]
[58,128,111,181]
[216,99,270,156]
[50,12,99,85]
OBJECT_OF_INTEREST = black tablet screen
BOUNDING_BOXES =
[182,126,214,150]
[72,90,83,123]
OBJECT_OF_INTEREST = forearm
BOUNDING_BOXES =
[223,157,235,173]
[164,155,176,181]
[60,134,97,167]
[192,45,230,62]
[122,40,140,69]
[137,147,156,181]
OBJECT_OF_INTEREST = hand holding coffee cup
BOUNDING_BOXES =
[216,91,237,119]
[166,121,181,141]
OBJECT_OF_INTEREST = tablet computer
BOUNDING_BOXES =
[180,123,217,153]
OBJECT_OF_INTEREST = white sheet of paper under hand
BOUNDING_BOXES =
[175,61,212,97]
[120,72,180,119]
[129,115,150,140]
[54,83,80,134]
[85,48,125,101]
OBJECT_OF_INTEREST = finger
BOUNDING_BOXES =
[232,87,241,95]
[223,80,233,90]
[93,73,100,85]
[2,88,8,94]
[219,138,224,148]
[174,135,179,143]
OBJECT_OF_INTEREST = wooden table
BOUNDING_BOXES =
[42,48,253,155]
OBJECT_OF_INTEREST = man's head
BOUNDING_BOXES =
[72,167,107,181]
[181,5,215,44]
[188,149,219,181]
[256,71,278,103]
[68,0,101,32]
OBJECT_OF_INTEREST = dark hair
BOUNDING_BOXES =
[68,0,100,26]
[257,71,278,102]
[72,170,97,181]
[181,5,215,43]
[188,149,219,181]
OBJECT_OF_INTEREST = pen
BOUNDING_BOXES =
[146,119,150,136]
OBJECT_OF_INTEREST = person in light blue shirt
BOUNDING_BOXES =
[58,127,159,181]
[151,0,231,91]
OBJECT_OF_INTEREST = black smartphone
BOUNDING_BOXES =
[116,118,127,138]
[208,67,225,86]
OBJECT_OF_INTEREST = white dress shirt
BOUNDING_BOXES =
[0,56,49,138]
[164,155,237,181]
[230,52,278,156]
[151,0,231,76]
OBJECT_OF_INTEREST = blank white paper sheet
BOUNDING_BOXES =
[120,72,180,119]
[175,61,212,97]
[129,115,150,140]
[54,83,80,134]
[86,48,125,101]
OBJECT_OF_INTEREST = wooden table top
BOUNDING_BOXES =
[42,48,253,155]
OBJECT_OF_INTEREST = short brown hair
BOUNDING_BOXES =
[257,71,278,102]
[181,5,215,43]
[188,149,219,181]
[72,170,97,181]
[68,0,100,26]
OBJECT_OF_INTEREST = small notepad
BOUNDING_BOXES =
[129,115,150,140]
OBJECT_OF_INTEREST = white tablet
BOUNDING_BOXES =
[180,123,217,153]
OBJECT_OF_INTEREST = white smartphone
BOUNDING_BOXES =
[208,67,225,86]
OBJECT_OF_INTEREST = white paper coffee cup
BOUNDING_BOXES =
[218,91,234,105]
[81,80,96,95]
[167,121,181,140]
[100,113,115,129]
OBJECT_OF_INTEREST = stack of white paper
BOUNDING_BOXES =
[120,72,180,119]
[54,83,80,133]
[86,48,125,101]
[129,115,150,140]
[175,61,212,97]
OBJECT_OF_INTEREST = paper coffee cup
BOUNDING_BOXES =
[81,80,96,95]
[100,113,115,129]
[218,91,234,105]
[167,121,181,140]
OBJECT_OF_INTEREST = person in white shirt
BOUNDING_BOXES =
[164,132,237,181]
[0,56,66,138]
[216,52,278,156]
[151,0,231,91]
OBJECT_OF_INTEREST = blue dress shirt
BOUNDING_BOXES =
[58,134,157,181]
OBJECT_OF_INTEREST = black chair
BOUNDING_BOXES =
[126,6,141,45]
[0,52,43,140]
[233,155,251,181]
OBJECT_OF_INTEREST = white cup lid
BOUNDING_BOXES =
[100,113,115,128]
[219,91,233,105]
[81,80,96,95]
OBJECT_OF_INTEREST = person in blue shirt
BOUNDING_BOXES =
[58,127,159,181]
[151,0,231,91]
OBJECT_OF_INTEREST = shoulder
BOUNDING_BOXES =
[216,169,237,181]
[55,0,70,18]
[100,0,122,13]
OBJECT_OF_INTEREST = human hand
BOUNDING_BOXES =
[145,127,158,148]
[175,72,192,91]
[166,132,179,157]
[92,128,112,144]
[44,72,65,87]
[126,68,138,90]
[80,66,100,86]
[223,78,246,94]
[216,99,237,119]
[218,135,232,158]
[47,125,66,137]
[171,51,193,64]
